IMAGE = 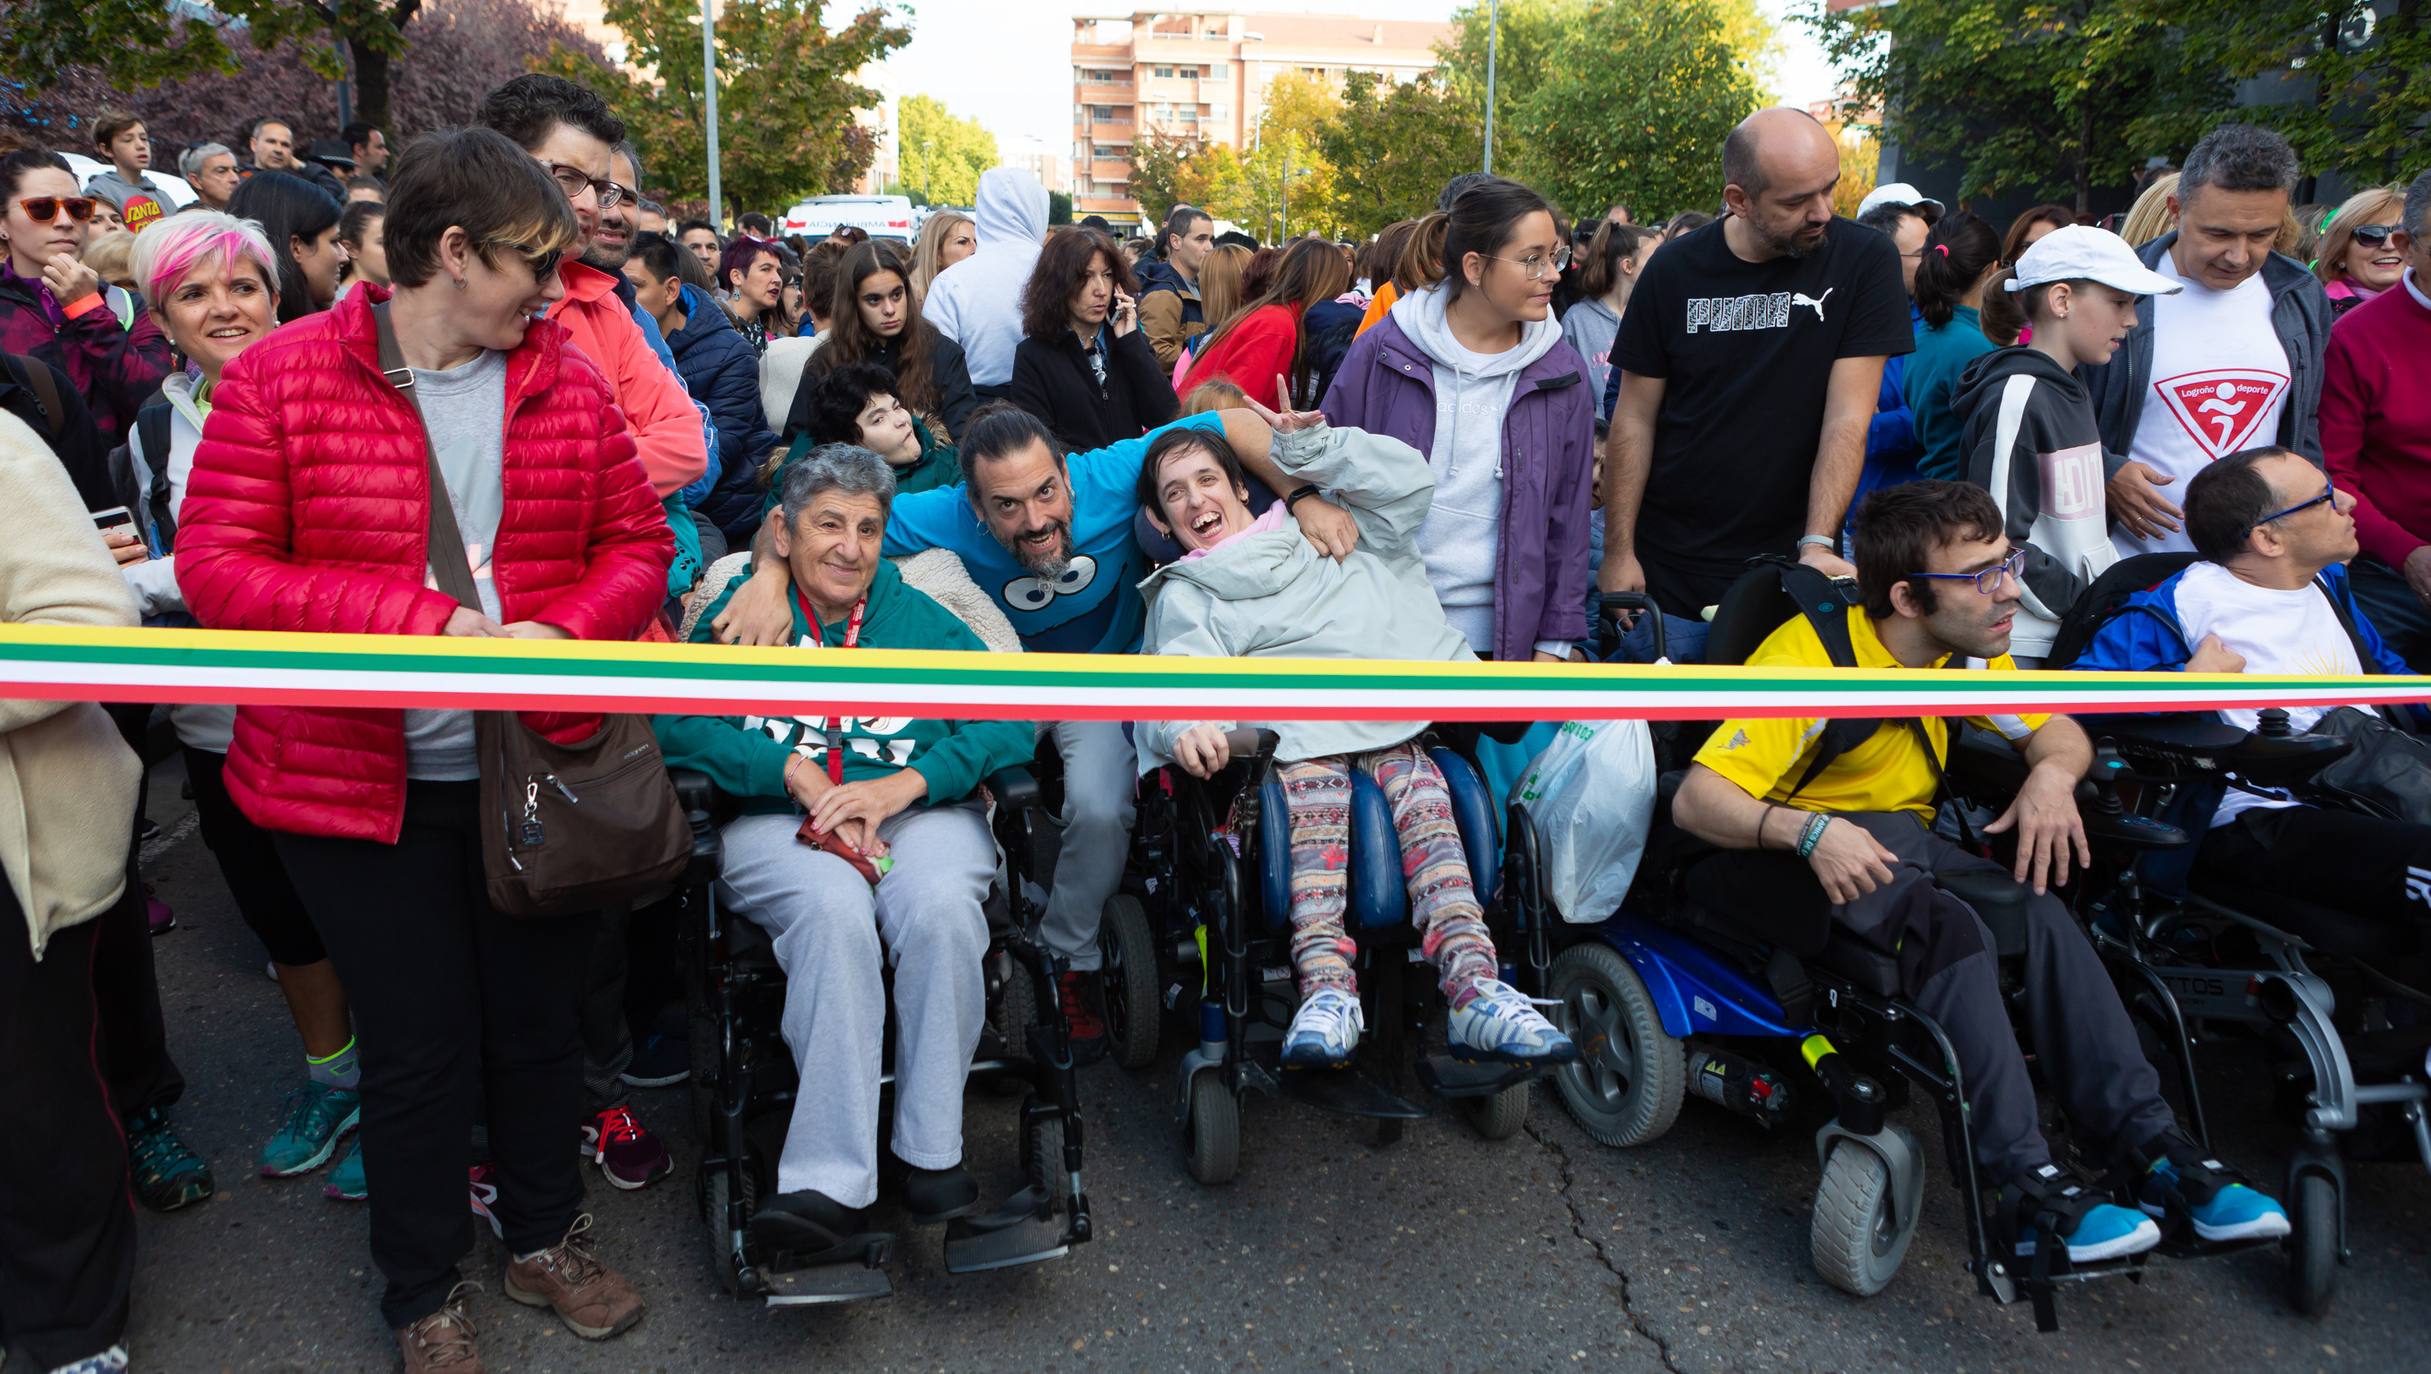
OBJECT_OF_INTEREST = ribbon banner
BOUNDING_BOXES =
[6,624,2431,722]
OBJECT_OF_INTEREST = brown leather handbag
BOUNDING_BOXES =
[374,304,690,917]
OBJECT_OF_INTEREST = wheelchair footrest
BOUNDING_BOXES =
[1415,1054,1534,1100]
[760,1238,896,1307]
[1262,1046,1429,1120]
[942,1185,1072,1274]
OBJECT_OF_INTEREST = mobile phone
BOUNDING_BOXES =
[91,505,135,533]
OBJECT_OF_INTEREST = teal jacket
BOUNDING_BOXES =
[1906,305,1997,482]
[653,559,1033,815]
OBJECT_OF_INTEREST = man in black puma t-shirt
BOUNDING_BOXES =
[1599,108,1912,659]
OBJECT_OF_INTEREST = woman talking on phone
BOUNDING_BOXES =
[1005,226,1177,451]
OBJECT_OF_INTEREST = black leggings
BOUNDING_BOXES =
[274,781,595,1329]
[184,747,324,966]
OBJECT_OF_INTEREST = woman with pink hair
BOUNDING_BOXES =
[124,210,375,1202]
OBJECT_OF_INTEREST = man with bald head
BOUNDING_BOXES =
[1600,107,1913,660]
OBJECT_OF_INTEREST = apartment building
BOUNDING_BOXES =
[1071,8,1453,225]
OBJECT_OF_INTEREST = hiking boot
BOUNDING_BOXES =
[324,1138,368,1201]
[125,1106,213,1211]
[395,1281,483,1373]
[1280,986,1363,1068]
[2136,1136,2291,1242]
[258,1079,361,1177]
[580,1104,673,1190]
[1056,969,1108,1065]
[1446,978,1578,1065]
[502,1214,645,1341]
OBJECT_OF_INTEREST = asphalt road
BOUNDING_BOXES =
[119,761,2431,1372]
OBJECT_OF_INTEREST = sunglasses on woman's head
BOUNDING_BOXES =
[15,196,97,225]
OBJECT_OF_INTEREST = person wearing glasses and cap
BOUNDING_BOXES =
[475,74,707,503]
[1673,477,2292,1269]
[0,148,172,445]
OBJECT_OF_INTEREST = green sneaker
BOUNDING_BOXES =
[125,1107,214,1212]
[258,1080,362,1178]
[325,1137,368,1201]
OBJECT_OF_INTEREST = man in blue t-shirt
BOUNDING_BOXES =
[714,401,1358,1057]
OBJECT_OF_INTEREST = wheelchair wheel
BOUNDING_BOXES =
[687,1008,720,1142]
[1811,1141,1915,1297]
[1100,894,1163,1071]
[1547,942,1684,1147]
[1023,1106,1071,1207]
[2288,1170,2340,1316]
[697,1160,757,1296]
[983,962,1042,1095]
[1184,1070,1240,1185]
[1462,1080,1530,1141]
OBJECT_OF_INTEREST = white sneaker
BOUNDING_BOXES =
[1446,978,1577,1064]
[1281,987,1363,1067]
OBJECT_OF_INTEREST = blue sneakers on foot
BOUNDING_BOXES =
[2139,1149,2290,1242]
[324,1138,368,1201]
[1446,978,1577,1065]
[258,1080,362,1177]
[2008,1162,2160,1263]
[1280,987,1363,1068]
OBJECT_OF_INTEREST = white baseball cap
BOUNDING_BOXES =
[1856,182,1944,219]
[2005,224,2183,297]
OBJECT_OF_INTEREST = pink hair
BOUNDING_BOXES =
[130,210,279,304]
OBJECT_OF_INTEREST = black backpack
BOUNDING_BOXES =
[1703,556,1921,795]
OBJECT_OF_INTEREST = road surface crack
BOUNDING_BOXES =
[1527,1115,1685,1374]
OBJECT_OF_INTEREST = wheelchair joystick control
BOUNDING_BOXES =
[2256,707,2292,738]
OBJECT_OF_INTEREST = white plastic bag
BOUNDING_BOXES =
[1512,718,1656,923]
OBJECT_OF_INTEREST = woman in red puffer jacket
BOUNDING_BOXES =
[177,129,667,1369]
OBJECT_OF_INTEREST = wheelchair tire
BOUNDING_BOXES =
[1462,1080,1530,1141]
[1547,942,1684,1148]
[2288,1170,2339,1317]
[698,1161,756,1296]
[1024,1108,1071,1207]
[688,1009,719,1142]
[1811,1141,1914,1298]
[1100,894,1163,1071]
[984,964,1042,1095]
[1185,1070,1240,1185]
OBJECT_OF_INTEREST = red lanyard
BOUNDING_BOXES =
[795,592,868,784]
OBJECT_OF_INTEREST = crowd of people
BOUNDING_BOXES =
[2,68,2428,1373]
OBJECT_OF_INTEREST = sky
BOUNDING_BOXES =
[859,0,1842,156]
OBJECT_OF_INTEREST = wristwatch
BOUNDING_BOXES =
[1283,483,1323,511]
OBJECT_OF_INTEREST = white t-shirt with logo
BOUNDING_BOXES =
[2172,561,2358,825]
[2116,252,2291,559]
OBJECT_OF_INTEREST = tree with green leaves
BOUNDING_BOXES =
[2158,0,2431,188]
[1315,71,1478,238]
[540,0,907,220]
[889,94,997,208]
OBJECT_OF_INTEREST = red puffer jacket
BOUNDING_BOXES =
[177,286,674,843]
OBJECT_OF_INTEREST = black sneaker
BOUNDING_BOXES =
[1056,970,1109,1066]
[618,1031,690,1089]
[752,1188,863,1260]
[126,1106,215,1212]
[899,1163,978,1224]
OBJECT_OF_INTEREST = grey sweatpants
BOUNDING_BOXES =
[1041,719,1136,973]
[1833,812,2176,1183]
[716,801,993,1206]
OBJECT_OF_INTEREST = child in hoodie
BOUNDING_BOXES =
[1955,227,2182,660]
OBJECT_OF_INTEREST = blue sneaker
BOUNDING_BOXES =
[324,1138,368,1202]
[2008,1163,2161,1263]
[258,1080,361,1177]
[1446,978,1577,1065]
[2140,1150,2291,1242]
[1281,987,1363,1067]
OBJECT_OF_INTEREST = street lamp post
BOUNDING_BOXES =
[702,0,722,227]
[1482,0,1499,174]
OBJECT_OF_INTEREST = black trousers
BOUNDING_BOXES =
[183,747,324,967]
[275,781,595,1329]
[2206,804,2431,925]
[89,858,183,1121]
[0,911,135,1369]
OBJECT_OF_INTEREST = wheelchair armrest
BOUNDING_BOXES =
[1224,727,1280,762]
[987,764,1044,812]
[669,767,725,818]
[2097,714,2352,787]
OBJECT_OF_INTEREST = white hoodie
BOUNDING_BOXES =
[1389,284,1568,658]
[922,167,1048,387]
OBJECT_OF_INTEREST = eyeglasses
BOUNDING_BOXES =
[1487,244,1572,280]
[2255,475,2336,529]
[15,196,96,225]
[2351,223,2400,248]
[605,180,638,211]
[1907,547,2028,596]
[544,162,624,209]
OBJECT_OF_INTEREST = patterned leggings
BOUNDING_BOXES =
[1275,741,1498,1008]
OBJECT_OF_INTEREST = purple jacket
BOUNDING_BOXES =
[0,265,173,447]
[1321,314,1597,661]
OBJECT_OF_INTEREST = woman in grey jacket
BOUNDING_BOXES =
[1134,398,1575,1070]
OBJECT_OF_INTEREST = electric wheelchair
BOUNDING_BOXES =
[1510,569,2259,1331]
[2037,551,2431,1318]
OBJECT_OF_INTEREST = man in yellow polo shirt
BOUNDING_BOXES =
[1673,480,2289,1262]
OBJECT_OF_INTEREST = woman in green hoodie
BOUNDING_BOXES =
[655,443,1034,1260]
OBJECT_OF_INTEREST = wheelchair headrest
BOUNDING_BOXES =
[2042,551,2199,670]
[1701,557,1863,669]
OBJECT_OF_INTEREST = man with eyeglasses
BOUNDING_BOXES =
[1675,478,2292,1264]
[2076,446,2431,926]
[475,75,706,505]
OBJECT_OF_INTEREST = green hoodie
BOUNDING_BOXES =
[653,558,1033,814]
[762,416,959,523]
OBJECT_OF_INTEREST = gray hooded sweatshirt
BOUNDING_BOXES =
[1389,284,1570,659]
[1136,422,1473,770]
[922,167,1048,387]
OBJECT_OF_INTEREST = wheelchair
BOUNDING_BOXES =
[2040,551,2431,1318]
[1509,576,2254,1331]
[669,760,1093,1307]
[1117,726,1558,1183]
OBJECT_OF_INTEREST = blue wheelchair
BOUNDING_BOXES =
[1126,728,1556,1182]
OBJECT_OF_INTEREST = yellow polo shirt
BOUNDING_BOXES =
[1693,611,2048,820]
